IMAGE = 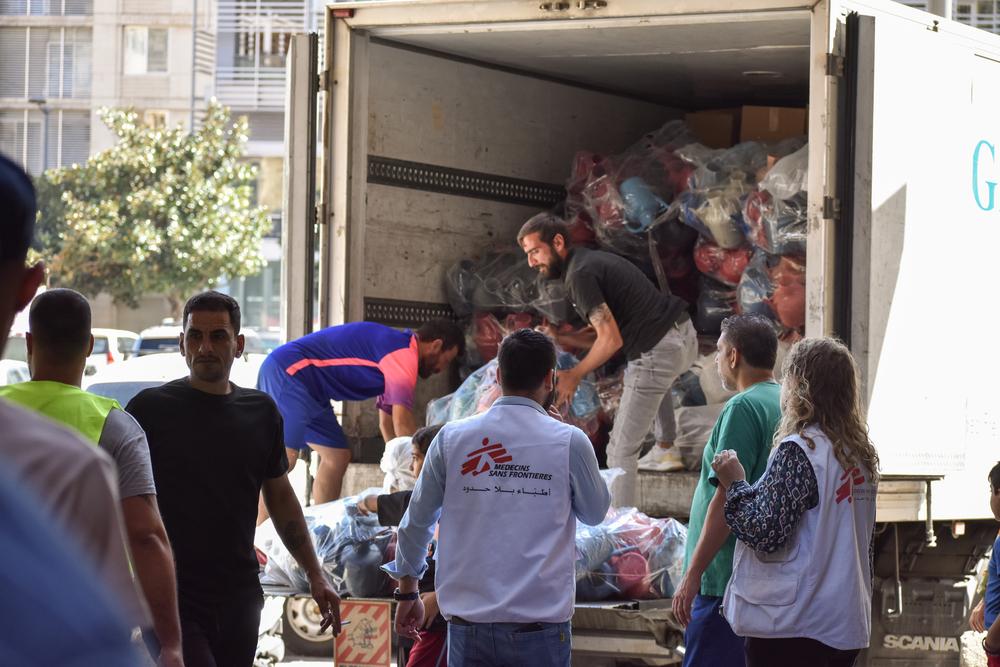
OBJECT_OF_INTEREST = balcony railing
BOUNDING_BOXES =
[215,66,285,111]
[215,0,323,33]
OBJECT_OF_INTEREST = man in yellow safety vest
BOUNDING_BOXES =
[0,288,184,667]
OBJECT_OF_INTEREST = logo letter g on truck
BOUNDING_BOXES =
[973,139,997,211]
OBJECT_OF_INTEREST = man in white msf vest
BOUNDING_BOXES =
[385,328,610,667]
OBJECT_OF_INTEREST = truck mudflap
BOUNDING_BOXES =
[571,600,684,664]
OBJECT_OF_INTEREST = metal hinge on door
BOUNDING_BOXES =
[317,69,329,92]
[539,2,570,10]
[823,196,841,220]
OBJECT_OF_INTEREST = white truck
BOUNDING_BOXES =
[278,1,1000,663]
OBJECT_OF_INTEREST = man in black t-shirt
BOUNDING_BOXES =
[519,213,698,507]
[127,291,341,667]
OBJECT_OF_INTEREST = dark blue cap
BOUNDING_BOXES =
[0,153,36,262]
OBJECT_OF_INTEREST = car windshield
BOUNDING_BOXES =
[136,338,180,355]
[87,381,164,406]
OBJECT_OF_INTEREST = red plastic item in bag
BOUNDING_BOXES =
[610,551,652,600]
[473,313,504,362]
[693,238,752,287]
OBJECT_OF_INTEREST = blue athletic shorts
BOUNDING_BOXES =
[257,355,348,450]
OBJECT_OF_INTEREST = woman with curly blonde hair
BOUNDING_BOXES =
[711,337,879,667]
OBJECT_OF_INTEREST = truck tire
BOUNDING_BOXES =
[281,597,334,658]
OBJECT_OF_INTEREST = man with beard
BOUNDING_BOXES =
[257,319,465,504]
[387,329,609,667]
[670,314,780,667]
[127,291,342,666]
[518,213,697,507]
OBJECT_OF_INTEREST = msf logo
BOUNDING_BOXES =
[836,467,865,504]
[461,437,512,476]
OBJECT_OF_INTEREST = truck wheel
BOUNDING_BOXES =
[281,597,334,657]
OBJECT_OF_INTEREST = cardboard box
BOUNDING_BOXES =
[684,108,740,149]
[739,106,807,143]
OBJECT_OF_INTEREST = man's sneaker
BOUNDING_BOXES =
[637,446,685,472]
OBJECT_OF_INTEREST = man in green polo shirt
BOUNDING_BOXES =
[0,288,183,667]
[671,314,781,667]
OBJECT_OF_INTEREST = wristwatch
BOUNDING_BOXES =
[393,588,419,602]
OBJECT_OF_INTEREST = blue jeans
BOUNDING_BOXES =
[447,620,571,667]
[682,595,745,667]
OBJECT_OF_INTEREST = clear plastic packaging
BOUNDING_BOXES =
[445,250,573,322]
[694,276,737,336]
[742,191,807,256]
[564,121,697,259]
[380,436,415,492]
[426,392,454,427]
[427,354,599,424]
[256,490,393,597]
[760,144,808,201]
[575,508,687,601]
[736,251,806,333]
[671,370,707,408]
[692,238,752,287]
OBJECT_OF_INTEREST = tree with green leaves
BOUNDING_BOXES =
[35,101,271,319]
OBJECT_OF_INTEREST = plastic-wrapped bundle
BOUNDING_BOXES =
[674,187,750,250]
[433,351,600,424]
[647,519,687,598]
[380,436,415,492]
[671,370,707,408]
[426,392,453,427]
[760,144,808,200]
[677,141,769,191]
[446,249,573,322]
[558,352,600,422]
[769,255,807,331]
[742,190,807,256]
[574,507,687,601]
[256,490,393,596]
[692,237,752,287]
[472,313,505,364]
[694,276,737,336]
[672,141,775,249]
[737,251,806,333]
[444,250,568,318]
[564,121,697,259]
[742,143,808,255]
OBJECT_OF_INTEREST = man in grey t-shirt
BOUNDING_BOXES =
[0,289,184,667]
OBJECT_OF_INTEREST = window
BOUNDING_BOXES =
[124,27,167,74]
[143,110,167,129]
[0,27,91,99]
[91,337,109,354]
[0,109,90,176]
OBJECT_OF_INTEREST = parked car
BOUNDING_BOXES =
[84,353,267,406]
[131,325,183,357]
[0,359,30,386]
[87,328,139,373]
[133,325,265,357]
